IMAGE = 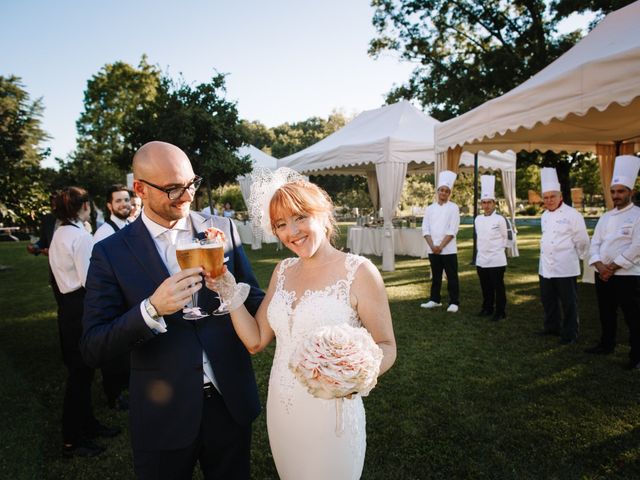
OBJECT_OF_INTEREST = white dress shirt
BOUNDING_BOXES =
[49,220,94,294]
[139,210,220,390]
[589,203,640,276]
[474,211,508,268]
[421,201,460,254]
[539,203,590,278]
[92,214,128,244]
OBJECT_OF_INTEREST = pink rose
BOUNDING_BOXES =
[289,324,383,400]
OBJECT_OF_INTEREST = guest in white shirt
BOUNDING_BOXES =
[49,186,119,458]
[128,191,142,222]
[222,201,235,218]
[474,175,509,321]
[202,205,219,216]
[420,170,461,313]
[537,168,590,345]
[585,155,640,369]
[93,184,131,244]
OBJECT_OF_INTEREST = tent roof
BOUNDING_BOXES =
[435,0,640,153]
[279,100,515,174]
[237,144,278,171]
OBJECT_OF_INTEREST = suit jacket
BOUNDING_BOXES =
[81,211,264,451]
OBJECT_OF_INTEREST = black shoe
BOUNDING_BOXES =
[491,313,506,321]
[63,440,105,458]
[476,310,493,317]
[560,338,577,345]
[535,329,559,336]
[584,344,614,355]
[624,360,640,370]
[85,422,121,439]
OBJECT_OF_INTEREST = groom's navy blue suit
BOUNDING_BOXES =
[80,211,263,470]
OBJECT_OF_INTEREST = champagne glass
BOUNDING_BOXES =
[200,239,230,315]
[175,239,208,320]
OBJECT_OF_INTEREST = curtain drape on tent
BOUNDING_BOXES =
[376,161,408,271]
[596,143,636,209]
[366,171,380,213]
[447,146,462,173]
[501,170,519,257]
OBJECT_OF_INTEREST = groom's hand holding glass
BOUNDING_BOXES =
[147,267,204,317]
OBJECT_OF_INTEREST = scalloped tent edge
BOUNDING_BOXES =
[435,1,640,155]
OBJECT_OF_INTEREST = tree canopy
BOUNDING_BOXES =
[369,0,635,204]
[0,76,50,226]
[58,57,162,207]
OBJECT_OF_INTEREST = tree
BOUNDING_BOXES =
[61,57,162,206]
[370,0,582,121]
[552,0,636,24]
[0,76,50,226]
[240,120,275,154]
[369,0,632,205]
[124,73,251,209]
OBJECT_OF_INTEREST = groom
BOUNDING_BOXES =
[81,141,263,479]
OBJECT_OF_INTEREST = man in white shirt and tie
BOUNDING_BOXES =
[585,155,640,370]
[537,167,590,345]
[93,184,131,244]
[474,175,509,321]
[421,170,461,313]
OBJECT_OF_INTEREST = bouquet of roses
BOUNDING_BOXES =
[289,324,383,400]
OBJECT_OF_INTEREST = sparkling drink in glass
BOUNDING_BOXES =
[175,240,208,320]
[201,241,225,278]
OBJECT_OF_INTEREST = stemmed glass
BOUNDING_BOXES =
[175,239,208,320]
[200,238,234,316]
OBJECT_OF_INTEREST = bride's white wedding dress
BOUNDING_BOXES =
[266,253,370,480]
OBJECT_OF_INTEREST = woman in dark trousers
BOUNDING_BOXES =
[48,187,119,457]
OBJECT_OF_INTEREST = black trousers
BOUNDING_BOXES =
[57,288,98,444]
[539,276,579,341]
[428,253,459,305]
[476,266,506,315]
[133,387,251,480]
[101,355,130,406]
[595,274,640,362]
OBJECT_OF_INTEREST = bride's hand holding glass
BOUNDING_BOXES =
[204,267,250,314]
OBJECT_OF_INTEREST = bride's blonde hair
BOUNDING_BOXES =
[269,181,338,244]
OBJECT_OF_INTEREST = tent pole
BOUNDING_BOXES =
[471,152,478,266]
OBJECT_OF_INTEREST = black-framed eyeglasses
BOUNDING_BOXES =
[139,176,203,200]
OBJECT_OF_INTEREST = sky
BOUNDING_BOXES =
[1,1,593,169]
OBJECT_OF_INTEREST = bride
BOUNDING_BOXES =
[205,172,396,479]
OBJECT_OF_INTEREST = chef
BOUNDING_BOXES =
[585,155,640,370]
[474,175,509,321]
[537,167,590,345]
[420,170,461,313]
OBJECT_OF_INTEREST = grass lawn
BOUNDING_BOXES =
[1,224,639,479]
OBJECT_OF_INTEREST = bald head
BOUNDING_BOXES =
[132,141,192,181]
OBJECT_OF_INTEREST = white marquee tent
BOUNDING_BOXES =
[236,145,279,249]
[278,100,516,271]
[435,0,640,208]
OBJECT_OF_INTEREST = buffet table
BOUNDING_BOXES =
[347,226,429,258]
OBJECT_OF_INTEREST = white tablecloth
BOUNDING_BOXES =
[233,219,278,245]
[347,227,429,258]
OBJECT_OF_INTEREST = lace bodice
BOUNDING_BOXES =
[267,254,368,409]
